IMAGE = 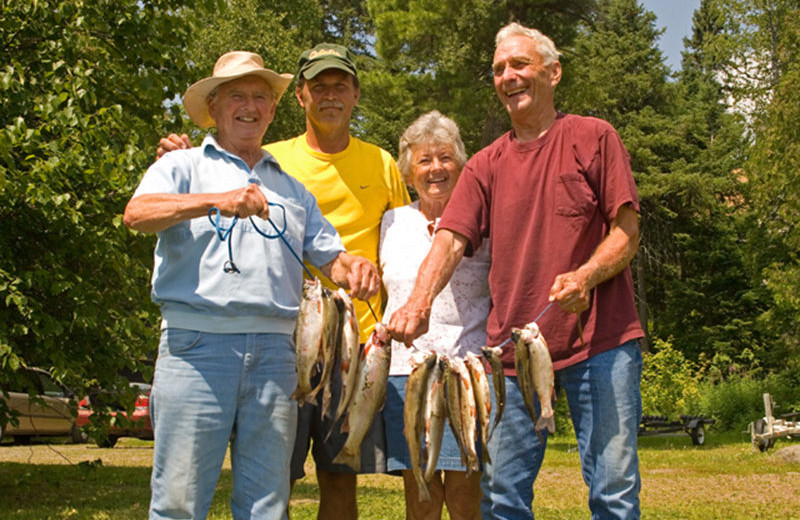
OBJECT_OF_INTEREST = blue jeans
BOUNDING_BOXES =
[481,341,642,520]
[149,329,298,520]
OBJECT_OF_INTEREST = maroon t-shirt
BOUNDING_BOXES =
[439,113,644,372]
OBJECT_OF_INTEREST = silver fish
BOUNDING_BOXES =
[422,354,446,485]
[442,356,479,476]
[524,322,555,434]
[403,350,438,502]
[332,289,360,424]
[481,345,506,441]
[292,278,326,405]
[317,286,342,418]
[333,323,392,472]
[465,352,492,465]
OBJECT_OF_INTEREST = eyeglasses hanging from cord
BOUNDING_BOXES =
[208,201,314,279]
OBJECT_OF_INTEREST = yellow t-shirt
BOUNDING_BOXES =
[265,134,410,342]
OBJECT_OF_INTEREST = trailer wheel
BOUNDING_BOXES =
[754,419,775,451]
[690,424,705,446]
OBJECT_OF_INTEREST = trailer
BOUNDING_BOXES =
[638,414,715,446]
[748,393,800,452]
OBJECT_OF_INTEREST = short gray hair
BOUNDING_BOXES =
[397,110,467,182]
[495,22,561,65]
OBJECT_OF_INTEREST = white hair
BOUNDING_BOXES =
[397,110,466,183]
[495,22,561,65]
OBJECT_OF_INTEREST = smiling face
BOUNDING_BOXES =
[408,141,461,207]
[296,69,360,134]
[492,35,561,125]
[208,75,276,151]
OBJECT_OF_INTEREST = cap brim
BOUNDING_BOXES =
[183,70,293,129]
[300,60,357,81]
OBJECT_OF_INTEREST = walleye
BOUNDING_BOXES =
[333,323,392,471]
[481,345,506,441]
[465,352,492,464]
[422,355,446,485]
[292,278,327,405]
[332,289,360,423]
[403,350,438,502]
[441,356,479,476]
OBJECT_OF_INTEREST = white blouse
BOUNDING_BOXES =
[380,201,491,375]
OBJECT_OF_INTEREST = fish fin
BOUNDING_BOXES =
[415,473,432,502]
[481,444,492,465]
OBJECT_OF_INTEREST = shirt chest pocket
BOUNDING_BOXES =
[555,172,598,220]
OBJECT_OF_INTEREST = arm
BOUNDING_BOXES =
[387,228,469,345]
[549,204,640,313]
[123,183,271,233]
[321,252,381,301]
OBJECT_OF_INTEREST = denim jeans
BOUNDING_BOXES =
[149,329,298,520]
[481,340,642,520]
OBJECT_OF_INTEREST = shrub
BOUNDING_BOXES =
[641,339,701,418]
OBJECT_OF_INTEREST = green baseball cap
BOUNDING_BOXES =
[296,43,358,80]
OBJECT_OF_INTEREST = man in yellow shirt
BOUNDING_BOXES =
[159,43,408,520]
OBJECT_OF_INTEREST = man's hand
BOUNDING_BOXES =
[549,270,591,314]
[156,133,193,159]
[218,183,270,221]
[323,253,381,301]
[387,300,431,347]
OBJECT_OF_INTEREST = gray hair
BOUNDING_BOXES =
[495,22,561,65]
[397,110,467,182]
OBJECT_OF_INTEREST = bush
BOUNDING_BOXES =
[641,339,701,418]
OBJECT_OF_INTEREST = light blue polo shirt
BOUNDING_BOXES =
[133,135,345,334]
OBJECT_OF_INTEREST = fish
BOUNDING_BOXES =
[512,327,538,427]
[481,345,506,441]
[465,352,492,465]
[316,286,342,418]
[422,354,446,485]
[524,322,555,434]
[292,278,326,405]
[332,289,360,424]
[441,356,479,476]
[333,323,392,472]
[403,350,438,502]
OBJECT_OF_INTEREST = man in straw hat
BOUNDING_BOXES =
[158,43,409,519]
[124,50,381,520]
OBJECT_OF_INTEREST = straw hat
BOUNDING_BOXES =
[183,51,293,129]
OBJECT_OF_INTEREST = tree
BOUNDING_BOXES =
[0,0,206,422]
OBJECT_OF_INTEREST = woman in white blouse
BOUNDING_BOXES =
[380,110,490,520]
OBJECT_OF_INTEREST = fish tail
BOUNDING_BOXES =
[332,447,361,472]
[535,415,556,434]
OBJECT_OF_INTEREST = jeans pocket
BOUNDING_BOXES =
[161,328,203,356]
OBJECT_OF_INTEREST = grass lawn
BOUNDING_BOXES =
[0,431,798,519]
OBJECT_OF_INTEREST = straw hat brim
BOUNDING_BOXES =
[183,70,294,129]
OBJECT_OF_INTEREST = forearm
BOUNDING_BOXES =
[123,193,225,233]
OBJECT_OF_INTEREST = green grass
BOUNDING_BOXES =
[1,432,798,519]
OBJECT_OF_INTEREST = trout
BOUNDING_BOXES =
[317,286,342,418]
[332,289,360,424]
[524,322,555,434]
[481,345,506,441]
[292,278,326,405]
[403,350,438,502]
[442,356,479,476]
[333,323,392,471]
[422,355,446,485]
[512,327,538,426]
[465,352,492,464]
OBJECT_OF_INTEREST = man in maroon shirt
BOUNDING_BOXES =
[389,22,643,520]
